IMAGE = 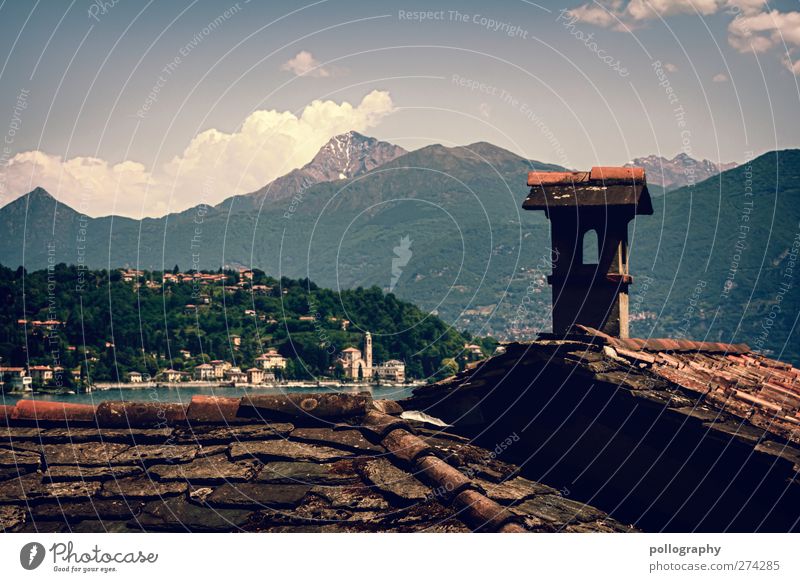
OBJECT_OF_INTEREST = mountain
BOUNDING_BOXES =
[1,141,798,363]
[627,153,737,191]
[225,131,407,208]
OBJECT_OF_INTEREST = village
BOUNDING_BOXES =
[0,330,415,393]
[0,264,489,394]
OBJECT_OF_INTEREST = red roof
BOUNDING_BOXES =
[527,166,645,186]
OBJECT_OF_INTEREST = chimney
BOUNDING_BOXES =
[522,166,652,338]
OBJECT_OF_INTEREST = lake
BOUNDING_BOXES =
[0,383,418,406]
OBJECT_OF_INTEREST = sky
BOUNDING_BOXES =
[0,0,798,217]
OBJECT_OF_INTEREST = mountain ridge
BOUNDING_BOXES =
[627,152,737,191]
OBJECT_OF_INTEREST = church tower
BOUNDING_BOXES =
[364,332,373,378]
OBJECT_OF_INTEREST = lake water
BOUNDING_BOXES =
[0,383,418,406]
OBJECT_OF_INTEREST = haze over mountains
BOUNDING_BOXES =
[626,153,737,191]
[1,135,797,362]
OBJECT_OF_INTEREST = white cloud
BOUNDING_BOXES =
[783,56,800,76]
[567,2,800,76]
[281,50,331,77]
[1,90,395,217]
[728,10,800,52]
[568,0,727,27]
[712,72,729,82]
[664,62,679,72]
[625,0,725,21]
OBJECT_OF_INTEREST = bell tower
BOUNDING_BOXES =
[364,332,373,378]
[522,166,652,338]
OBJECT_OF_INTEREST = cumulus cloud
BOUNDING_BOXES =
[1,90,394,217]
[566,1,800,76]
[712,72,729,82]
[567,0,727,27]
[728,9,800,52]
[281,51,331,77]
[664,62,679,72]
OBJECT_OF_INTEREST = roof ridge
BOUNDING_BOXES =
[362,410,524,532]
[1,392,373,428]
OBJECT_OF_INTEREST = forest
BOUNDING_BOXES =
[0,264,494,385]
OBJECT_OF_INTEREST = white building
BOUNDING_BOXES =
[373,359,406,383]
[255,349,287,370]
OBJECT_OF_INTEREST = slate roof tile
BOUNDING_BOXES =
[0,392,621,532]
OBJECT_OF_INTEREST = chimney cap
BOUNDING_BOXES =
[524,166,652,214]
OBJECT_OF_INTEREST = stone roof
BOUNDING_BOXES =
[404,331,800,531]
[0,393,629,533]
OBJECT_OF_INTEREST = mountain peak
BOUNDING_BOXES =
[627,153,737,191]
[311,131,407,180]
[238,132,407,207]
[28,186,53,200]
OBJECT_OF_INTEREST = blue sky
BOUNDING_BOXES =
[0,0,798,216]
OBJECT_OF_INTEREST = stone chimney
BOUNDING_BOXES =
[522,166,652,338]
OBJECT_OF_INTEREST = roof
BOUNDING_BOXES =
[576,326,800,443]
[523,166,652,215]
[341,347,360,353]
[0,393,629,533]
[402,334,800,531]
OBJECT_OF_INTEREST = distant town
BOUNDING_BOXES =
[0,265,491,394]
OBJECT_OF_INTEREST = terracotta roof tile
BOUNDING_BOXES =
[239,392,371,420]
[382,428,433,465]
[95,401,187,428]
[12,400,96,423]
[186,395,241,423]
[415,455,473,499]
[453,488,518,531]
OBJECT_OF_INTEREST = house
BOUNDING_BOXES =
[120,269,143,282]
[245,367,265,385]
[8,375,33,391]
[179,349,191,359]
[230,335,241,348]
[0,367,31,391]
[0,366,26,379]
[373,359,406,383]
[255,349,287,371]
[128,371,143,383]
[31,320,63,331]
[224,367,247,384]
[159,369,185,383]
[194,363,215,381]
[464,343,484,360]
[210,360,231,379]
[28,365,54,384]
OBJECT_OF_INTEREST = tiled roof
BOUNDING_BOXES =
[573,326,800,444]
[0,393,627,533]
[409,332,800,467]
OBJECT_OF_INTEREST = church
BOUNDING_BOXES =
[338,332,373,380]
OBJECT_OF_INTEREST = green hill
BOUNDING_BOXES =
[0,265,480,382]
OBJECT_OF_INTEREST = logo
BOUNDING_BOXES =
[389,235,413,292]
[20,542,46,570]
